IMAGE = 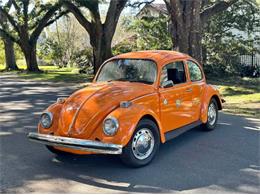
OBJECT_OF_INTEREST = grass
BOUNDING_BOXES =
[208,76,260,118]
[0,64,93,83]
[1,64,259,118]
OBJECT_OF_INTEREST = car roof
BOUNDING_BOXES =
[111,50,192,66]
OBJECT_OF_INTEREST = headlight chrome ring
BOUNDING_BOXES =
[103,116,119,136]
[40,112,53,129]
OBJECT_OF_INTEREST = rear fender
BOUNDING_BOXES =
[200,85,223,123]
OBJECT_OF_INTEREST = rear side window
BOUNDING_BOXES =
[187,61,203,81]
[160,61,186,85]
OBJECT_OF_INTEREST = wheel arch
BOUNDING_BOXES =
[200,85,223,123]
[139,114,165,143]
[211,95,222,110]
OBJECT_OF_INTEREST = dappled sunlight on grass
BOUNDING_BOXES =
[0,64,93,83]
[208,77,260,118]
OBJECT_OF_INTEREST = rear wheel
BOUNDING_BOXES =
[202,98,218,131]
[120,119,160,167]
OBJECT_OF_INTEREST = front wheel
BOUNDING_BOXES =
[120,119,160,167]
[202,98,218,131]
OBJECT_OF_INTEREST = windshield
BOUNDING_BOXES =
[96,59,157,84]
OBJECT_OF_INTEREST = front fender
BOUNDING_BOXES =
[200,85,223,123]
[38,103,63,134]
[92,103,164,147]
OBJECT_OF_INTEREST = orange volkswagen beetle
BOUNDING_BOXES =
[28,50,223,167]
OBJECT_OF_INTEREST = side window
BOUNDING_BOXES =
[187,61,203,81]
[160,61,186,86]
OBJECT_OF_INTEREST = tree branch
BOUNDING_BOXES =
[0,28,17,42]
[11,0,21,15]
[30,3,62,43]
[63,0,92,33]
[201,0,239,22]
[44,10,70,28]
[127,0,155,8]
[0,6,20,33]
[104,0,127,39]
[23,0,29,28]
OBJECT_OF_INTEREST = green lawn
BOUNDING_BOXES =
[208,77,260,118]
[0,64,93,83]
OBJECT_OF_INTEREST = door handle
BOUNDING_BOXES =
[186,88,192,92]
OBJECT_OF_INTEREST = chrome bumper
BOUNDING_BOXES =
[28,132,122,155]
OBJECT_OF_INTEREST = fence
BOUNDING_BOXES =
[240,53,260,66]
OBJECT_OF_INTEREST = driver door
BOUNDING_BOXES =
[159,61,193,133]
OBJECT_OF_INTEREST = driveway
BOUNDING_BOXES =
[0,74,259,193]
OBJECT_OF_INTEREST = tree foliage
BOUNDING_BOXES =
[203,0,260,76]
[0,0,67,72]
[63,0,127,73]
[127,16,172,50]
[164,0,239,63]
[0,0,18,70]
[38,15,90,68]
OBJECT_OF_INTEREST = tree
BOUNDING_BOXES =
[203,0,260,76]
[164,0,239,64]
[0,0,66,72]
[63,0,128,73]
[127,16,172,51]
[39,15,88,68]
[0,0,18,70]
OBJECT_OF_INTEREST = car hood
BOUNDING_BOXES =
[57,82,155,137]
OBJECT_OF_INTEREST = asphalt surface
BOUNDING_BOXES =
[0,74,259,193]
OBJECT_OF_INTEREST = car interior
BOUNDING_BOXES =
[161,62,186,86]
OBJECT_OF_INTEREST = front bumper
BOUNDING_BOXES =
[28,132,122,155]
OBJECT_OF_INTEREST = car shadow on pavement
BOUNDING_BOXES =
[0,75,259,193]
[51,118,259,193]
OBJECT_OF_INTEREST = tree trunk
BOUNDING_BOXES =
[189,1,203,63]
[91,30,113,74]
[21,43,40,72]
[63,0,127,74]
[164,0,237,65]
[3,37,18,70]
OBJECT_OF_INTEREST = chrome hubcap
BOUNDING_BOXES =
[132,128,155,160]
[208,103,217,126]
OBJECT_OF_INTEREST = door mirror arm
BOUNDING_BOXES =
[161,80,174,88]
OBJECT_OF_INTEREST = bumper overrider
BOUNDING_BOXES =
[28,132,122,154]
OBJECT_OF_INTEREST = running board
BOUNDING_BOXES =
[165,121,202,141]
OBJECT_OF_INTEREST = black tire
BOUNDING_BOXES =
[202,98,218,131]
[120,119,160,167]
[46,145,70,156]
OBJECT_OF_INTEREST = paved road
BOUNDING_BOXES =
[0,75,259,193]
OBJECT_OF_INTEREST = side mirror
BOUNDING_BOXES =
[161,80,174,88]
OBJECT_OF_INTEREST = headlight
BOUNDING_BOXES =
[103,116,119,136]
[40,112,53,129]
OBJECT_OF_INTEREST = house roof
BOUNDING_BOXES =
[149,3,168,14]
[136,3,168,17]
